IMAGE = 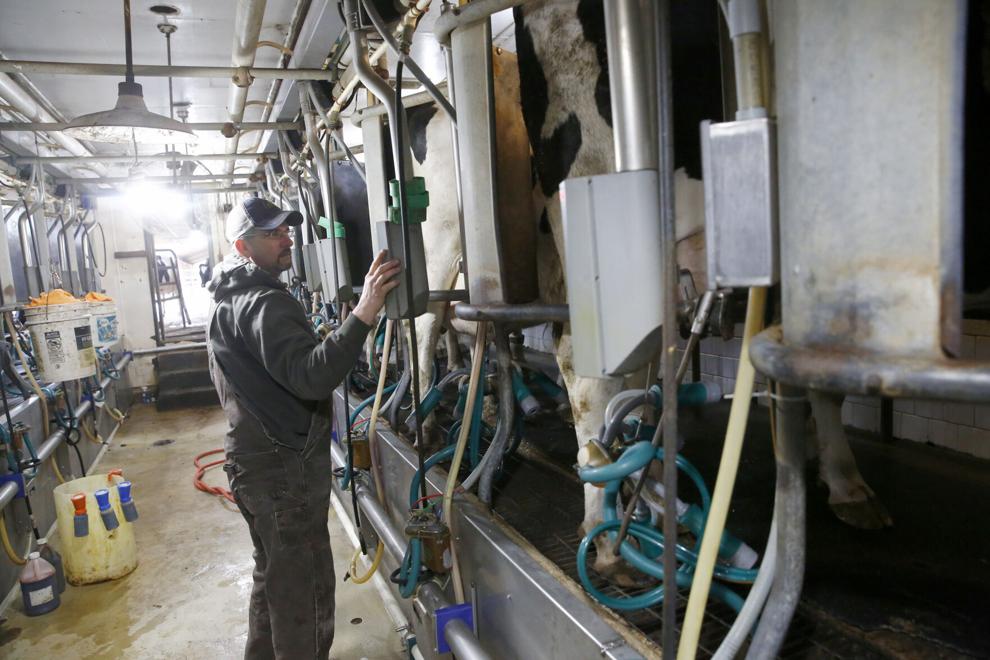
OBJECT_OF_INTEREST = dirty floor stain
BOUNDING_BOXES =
[1,404,405,659]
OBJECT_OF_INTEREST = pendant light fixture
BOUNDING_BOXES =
[62,0,196,144]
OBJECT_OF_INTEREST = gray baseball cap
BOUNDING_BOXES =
[225,197,303,243]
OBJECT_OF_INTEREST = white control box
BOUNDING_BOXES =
[561,170,665,377]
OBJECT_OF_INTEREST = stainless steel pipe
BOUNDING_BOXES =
[129,343,207,357]
[604,0,658,171]
[453,303,569,324]
[15,153,277,165]
[0,60,336,81]
[0,121,302,132]
[433,0,527,47]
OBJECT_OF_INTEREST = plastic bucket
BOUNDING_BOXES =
[53,473,138,585]
[23,303,97,381]
[87,301,119,348]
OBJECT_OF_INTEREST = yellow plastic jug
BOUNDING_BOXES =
[53,472,138,585]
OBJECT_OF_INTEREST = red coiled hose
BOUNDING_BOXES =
[194,449,235,503]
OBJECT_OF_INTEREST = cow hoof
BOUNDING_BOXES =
[592,554,653,589]
[830,497,894,530]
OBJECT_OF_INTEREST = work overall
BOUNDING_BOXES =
[211,323,337,660]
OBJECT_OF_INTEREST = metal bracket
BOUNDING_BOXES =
[232,66,254,88]
[0,472,26,499]
[435,602,474,655]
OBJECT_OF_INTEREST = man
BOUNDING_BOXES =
[207,196,400,659]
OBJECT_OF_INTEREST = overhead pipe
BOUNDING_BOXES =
[0,65,336,84]
[360,0,456,124]
[56,173,259,185]
[240,0,313,158]
[0,72,107,177]
[89,186,254,197]
[350,84,448,124]
[14,152,277,165]
[342,0,413,179]
[0,121,302,132]
[305,85,366,183]
[433,0,527,47]
[223,0,269,175]
[322,0,431,130]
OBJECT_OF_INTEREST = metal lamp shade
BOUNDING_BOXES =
[63,81,196,144]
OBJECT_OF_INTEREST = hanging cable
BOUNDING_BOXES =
[393,61,429,502]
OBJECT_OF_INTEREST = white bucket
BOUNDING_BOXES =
[87,301,119,348]
[23,302,97,381]
[53,473,138,585]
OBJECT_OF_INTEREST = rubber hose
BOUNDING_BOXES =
[367,319,395,516]
[678,286,767,659]
[478,327,515,504]
[713,517,777,660]
[745,384,806,660]
[386,370,411,431]
[349,541,384,584]
[409,444,456,509]
[600,389,659,448]
[0,510,28,565]
[444,325,488,604]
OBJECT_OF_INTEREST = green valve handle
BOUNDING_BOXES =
[388,177,430,224]
[318,217,347,238]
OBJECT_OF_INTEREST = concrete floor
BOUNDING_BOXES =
[0,404,406,660]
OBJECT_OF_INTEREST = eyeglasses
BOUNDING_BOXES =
[244,228,292,240]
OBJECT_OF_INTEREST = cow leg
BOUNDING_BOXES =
[554,331,648,586]
[443,323,464,371]
[808,390,893,529]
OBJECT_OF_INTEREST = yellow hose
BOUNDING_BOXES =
[349,541,384,584]
[444,324,487,604]
[367,319,394,514]
[50,455,66,484]
[678,286,766,660]
[0,511,28,566]
[83,413,104,445]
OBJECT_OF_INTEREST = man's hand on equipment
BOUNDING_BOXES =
[352,250,402,325]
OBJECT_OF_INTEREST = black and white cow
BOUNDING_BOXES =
[401,0,891,582]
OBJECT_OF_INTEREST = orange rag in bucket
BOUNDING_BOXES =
[84,292,113,302]
[26,289,80,307]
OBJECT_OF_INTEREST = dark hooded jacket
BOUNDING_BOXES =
[206,255,370,454]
